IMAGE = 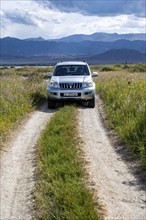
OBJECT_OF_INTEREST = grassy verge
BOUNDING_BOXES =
[0,66,50,148]
[94,66,146,168]
[33,106,100,220]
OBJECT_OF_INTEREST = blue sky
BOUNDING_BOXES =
[1,0,145,39]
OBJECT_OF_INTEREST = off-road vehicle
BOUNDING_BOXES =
[47,61,97,108]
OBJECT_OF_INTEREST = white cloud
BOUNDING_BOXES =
[38,0,146,18]
[1,0,145,39]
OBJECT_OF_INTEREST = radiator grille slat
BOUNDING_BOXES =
[59,83,82,89]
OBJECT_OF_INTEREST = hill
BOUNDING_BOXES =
[0,37,145,56]
[1,49,145,65]
[0,33,145,65]
[87,49,146,64]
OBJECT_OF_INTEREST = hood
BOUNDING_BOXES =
[51,75,92,83]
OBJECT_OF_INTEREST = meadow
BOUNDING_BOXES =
[1,64,145,166]
[0,66,51,147]
[1,64,145,218]
[94,64,146,168]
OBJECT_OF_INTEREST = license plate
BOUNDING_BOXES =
[64,92,78,97]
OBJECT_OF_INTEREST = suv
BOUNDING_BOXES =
[47,61,97,108]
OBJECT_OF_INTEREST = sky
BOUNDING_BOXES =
[0,0,146,39]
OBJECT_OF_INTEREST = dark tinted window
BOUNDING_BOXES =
[54,65,90,76]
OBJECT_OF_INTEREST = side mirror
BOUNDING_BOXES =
[92,72,98,77]
[47,72,52,78]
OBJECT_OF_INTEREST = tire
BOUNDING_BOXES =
[47,98,56,109]
[88,98,95,108]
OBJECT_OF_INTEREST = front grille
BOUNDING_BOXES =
[59,83,82,89]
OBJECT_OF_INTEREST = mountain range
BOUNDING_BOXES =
[54,32,146,42]
[0,32,145,65]
[25,33,145,42]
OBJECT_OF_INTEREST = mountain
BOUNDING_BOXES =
[0,37,145,57]
[25,37,45,41]
[56,32,146,42]
[0,33,145,65]
[87,49,146,64]
[1,49,145,65]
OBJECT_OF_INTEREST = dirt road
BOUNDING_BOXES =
[0,105,54,220]
[78,98,146,220]
[0,100,146,220]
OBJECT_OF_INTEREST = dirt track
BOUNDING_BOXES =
[0,100,146,220]
[0,105,54,220]
[78,98,146,220]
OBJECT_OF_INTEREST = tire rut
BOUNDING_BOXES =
[78,97,146,220]
[0,104,55,220]
[1,101,146,220]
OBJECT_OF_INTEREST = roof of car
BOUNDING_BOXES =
[56,61,87,66]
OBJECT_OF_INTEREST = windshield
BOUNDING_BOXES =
[53,65,90,76]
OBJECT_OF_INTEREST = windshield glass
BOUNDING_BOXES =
[53,65,90,76]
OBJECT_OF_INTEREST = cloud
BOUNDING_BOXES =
[37,0,146,18]
[4,11,37,26]
[1,0,145,39]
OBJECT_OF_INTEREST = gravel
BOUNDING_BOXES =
[1,99,146,220]
[78,97,146,220]
[0,104,54,220]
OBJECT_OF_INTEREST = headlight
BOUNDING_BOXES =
[82,81,93,88]
[49,81,59,88]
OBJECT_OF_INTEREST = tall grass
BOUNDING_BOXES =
[33,106,100,220]
[0,67,48,147]
[95,69,146,167]
[91,64,146,73]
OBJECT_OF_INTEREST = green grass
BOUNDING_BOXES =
[90,64,146,73]
[33,106,100,220]
[94,68,146,168]
[0,67,48,147]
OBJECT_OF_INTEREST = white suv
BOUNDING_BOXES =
[47,61,97,108]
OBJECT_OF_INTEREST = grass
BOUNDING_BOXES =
[91,64,146,73]
[0,66,50,147]
[1,63,145,218]
[94,65,146,168]
[33,106,100,220]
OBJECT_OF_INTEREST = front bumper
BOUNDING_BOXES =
[47,87,95,101]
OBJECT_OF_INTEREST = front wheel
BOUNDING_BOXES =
[47,98,56,109]
[88,98,95,108]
